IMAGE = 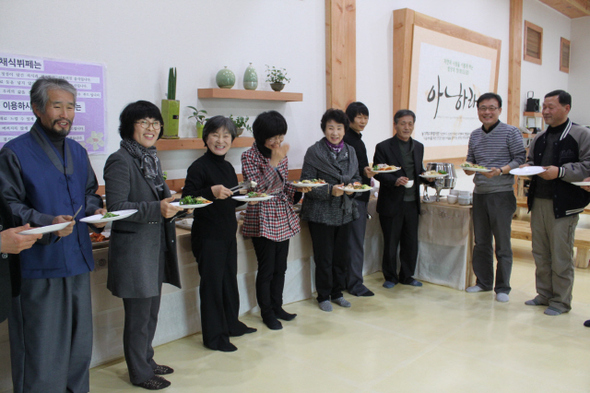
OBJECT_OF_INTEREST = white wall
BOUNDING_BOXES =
[0,0,580,183]
[521,0,570,126]
[0,0,326,183]
[569,16,590,125]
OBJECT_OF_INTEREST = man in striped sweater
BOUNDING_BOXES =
[464,92,525,302]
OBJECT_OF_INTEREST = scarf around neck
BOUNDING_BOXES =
[121,139,164,189]
[324,138,344,154]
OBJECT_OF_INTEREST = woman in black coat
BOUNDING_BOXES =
[104,101,183,390]
[183,116,256,353]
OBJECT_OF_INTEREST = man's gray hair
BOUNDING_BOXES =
[30,76,77,115]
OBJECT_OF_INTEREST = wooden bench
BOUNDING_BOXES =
[511,220,590,268]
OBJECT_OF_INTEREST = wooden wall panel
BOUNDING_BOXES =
[326,0,356,110]
[508,0,523,127]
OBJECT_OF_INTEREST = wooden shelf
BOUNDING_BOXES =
[156,137,254,151]
[198,88,303,102]
[523,112,543,117]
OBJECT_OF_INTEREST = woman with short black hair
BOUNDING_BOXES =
[104,100,183,390]
[241,111,310,330]
[183,115,256,352]
[300,108,361,312]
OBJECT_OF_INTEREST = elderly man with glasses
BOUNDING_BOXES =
[463,92,525,302]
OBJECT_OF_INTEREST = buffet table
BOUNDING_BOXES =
[414,200,476,290]
[0,200,384,390]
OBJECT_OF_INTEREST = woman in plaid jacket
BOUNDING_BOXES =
[241,111,310,330]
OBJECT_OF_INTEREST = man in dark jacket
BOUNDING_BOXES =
[373,110,426,288]
[0,194,41,323]
[524,90,590,316]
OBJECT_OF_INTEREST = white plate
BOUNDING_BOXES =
[372,168,401,174]
[420,173,449,179]
[292,181,328,188]
[232,195,274,202]
[460,165,492,173]
[19,221,71,235]
[510,166,546,176]
[171,201,212,209]
[572,181,590,186]
[80,209,138,224]
[338,186,373,193]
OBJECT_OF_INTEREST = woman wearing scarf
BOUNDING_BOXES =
[241,111,311,330]
[300,108,361,312]
[104,101,183,390]
[183,116,257,353]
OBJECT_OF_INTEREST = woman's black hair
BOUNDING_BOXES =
[119,100,164,140]
[252,110,288,158]
[345,101,369,122]
[320,108,349,132]
[202,115,237,149]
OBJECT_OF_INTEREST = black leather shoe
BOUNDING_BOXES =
[133,376,171,390]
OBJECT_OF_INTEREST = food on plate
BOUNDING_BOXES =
[424,170,446,176]
[246,191,268,198]
[343,182,371,190]
[179,195,212,205]
[461,162,487,170]
[297,179,326,184]
[372,164,400,171]
[90,232,108,242]
[102,212,119,219]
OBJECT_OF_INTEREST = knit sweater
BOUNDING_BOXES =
[466,121,526,194]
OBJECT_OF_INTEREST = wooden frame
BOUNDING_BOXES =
[524,20,543,65]
[507,0,523,127]
[560,37,571,73]
[393,9,501,161]
[393,9,501,113]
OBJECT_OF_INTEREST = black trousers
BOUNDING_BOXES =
[251,237,290,318]
[195,237,249,349]
[308,221,351,302]
[123,295,161,384]
[9,273,92,393]
[379,201,419,284]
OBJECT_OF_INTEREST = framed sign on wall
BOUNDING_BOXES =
[393,9,501,161]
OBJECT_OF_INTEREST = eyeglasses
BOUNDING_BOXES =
[267,135,285,144]
[477,106,498,112]
[135,120,162,130]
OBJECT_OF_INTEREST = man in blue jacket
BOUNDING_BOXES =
[0,76,106,392]
[523,90,590,316]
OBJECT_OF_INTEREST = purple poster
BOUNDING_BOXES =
[0,53,106,154]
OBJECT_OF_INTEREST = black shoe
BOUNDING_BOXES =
[263,315,283,330]
[274,308,297,321]
[216,342,238,352]
[153,364,174,375]
[230,326,257,337]
[584,320,590,327]
[359,289,375,297]
[133,376,171,390]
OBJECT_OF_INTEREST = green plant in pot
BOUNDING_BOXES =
[229,115,252,136]
[187,106,208,138]
[161,67,180,139]
[265,65,290,92]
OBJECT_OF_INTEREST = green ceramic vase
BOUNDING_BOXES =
[243,63,258,90]
[216,67,235,89]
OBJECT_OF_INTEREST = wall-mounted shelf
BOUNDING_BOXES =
[156,137,254,151]
[198,88,303,102]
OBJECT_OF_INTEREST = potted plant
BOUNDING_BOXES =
[265,65,290,92]
[187,106,208,138]
[230,115,252,136]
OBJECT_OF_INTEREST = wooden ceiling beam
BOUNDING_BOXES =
[538,0,590,18]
